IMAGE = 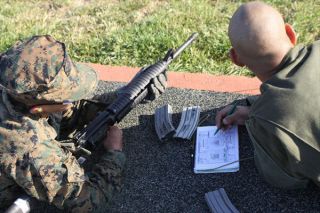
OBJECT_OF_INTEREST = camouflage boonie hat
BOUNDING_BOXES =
[0,35,99,105]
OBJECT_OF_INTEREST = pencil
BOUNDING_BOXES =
[214,103,238,135]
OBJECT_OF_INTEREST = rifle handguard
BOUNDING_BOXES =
[74,33,199,150]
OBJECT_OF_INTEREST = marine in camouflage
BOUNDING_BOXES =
[0,35,126,212]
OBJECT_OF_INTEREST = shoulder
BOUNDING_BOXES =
[0,113,57,161]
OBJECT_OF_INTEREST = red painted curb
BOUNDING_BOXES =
[86,63,261,95]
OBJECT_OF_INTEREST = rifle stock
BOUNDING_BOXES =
[74,33,198,150]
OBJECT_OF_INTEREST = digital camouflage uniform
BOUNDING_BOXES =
[0,35,126,212]
[246,41,320,189]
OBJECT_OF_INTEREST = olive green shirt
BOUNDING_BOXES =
[246,41,320,189]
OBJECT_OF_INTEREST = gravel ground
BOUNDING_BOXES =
[33,81,320,213]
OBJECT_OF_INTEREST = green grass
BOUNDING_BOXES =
[0,0,319,75]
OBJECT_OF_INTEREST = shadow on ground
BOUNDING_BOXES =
[32,82,319,213]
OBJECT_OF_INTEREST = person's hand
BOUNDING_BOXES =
[29,103,73,117]
[145,71,168,101]
[215,105,250,130]
[103,126,123,151]
[117,68,168,101]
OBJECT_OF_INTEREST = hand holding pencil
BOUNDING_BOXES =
[215,103,251,133]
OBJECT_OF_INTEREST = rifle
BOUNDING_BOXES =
[5,33,198,213]
[74,33,198,151]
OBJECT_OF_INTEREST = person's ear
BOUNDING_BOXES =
[285,23,297,45]
[229,48,245,67]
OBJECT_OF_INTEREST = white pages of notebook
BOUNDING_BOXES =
[194,125,239,174]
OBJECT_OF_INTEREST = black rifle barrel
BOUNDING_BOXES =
[75,33,198,148]
[171,33,198,61]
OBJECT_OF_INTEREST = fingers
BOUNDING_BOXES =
[222,114,237,130]
[30,103,73,114]
[215,105,251,130]
[215,105,232,128]
[148,83,160,101]
[108,126,122,135]
[152,75,166,93]
[158,73,168,90]
[144,72,168,102]
[104,126,123,151]
[107,126,123,140]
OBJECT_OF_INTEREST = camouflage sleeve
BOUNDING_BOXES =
[63,150,126,212]
[12,138,125,212]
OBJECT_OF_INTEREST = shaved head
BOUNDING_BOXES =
[228,1,294,79]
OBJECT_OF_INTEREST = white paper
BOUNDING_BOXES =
[194,125,239,173]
